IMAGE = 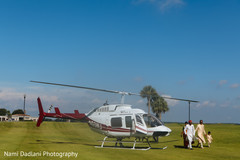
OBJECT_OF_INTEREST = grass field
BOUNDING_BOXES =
[0,121,239,160]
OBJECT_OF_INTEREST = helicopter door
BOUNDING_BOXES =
[125,116,136,135]
[135,114,147,135]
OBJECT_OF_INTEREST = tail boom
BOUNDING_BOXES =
[36,97,86,127]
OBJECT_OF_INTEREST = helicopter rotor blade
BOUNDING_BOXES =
[160,96,199,103]
[30,80,138,96]
[31,80,121,94]
[30,80,198,103]
[140,94,198,103]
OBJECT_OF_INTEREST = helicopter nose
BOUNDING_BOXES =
[153,126,172,137]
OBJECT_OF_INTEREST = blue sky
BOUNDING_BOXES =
[0,0,240,123]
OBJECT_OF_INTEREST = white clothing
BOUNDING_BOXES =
[196,124,206,143]
[207,134,213,147]
[196,124,206,148]
[184,124,195,149]
[207,134,213,143]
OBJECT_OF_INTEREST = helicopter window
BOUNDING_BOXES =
[136,115,143,125]
[87,107,99,116]
[143,114,163,128]
[125,116,132,128]
[111,117,122,128]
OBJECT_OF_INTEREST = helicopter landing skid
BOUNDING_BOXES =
[95,136,167,150]
[95,146,151,151]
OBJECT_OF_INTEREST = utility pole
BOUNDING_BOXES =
[188,101,191,121]
[148,97,150,116]
[24,94,26,114]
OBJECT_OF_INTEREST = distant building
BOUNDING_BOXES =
[0,116,8,121]
[0,114,38,122]
[11,114,38,121]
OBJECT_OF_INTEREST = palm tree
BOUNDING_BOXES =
[7,110,12,120]
[140,85,158,115]
[140,85,169,119]
[151,96,169,120]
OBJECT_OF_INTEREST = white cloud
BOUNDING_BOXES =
[0,83,128,115]
[218,80,227,86]
[177,77,194,86]
[134,77,143,83]
[159,0,185,12]
[0,88,62,109]
[233,105,240,109]
[230,83,239,89]
[236,96,240,100]
[0,88,23,101]
[219,97,240,108]
[133,0,185,12]
[196,100,216,108]
[91,98,103,104]
[178,80,186,85]
[220,100,231,108]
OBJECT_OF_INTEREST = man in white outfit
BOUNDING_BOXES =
[195,120,206,148]
[184,120,195,150]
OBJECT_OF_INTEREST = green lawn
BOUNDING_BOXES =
[0,122,239,160]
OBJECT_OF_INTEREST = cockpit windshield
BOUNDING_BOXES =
[143,114,164,128]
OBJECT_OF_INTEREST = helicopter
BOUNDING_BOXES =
[31,80,198,150]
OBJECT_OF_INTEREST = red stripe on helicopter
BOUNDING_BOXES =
[108,129,130,132]
[103,126,131,132]
[136,126,147,133]
[88,118,152,133]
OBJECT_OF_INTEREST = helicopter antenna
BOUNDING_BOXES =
[103,100,109,106]
[121,94,125,104]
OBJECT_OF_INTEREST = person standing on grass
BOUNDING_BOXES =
[181,121,188,148]
[195,120,206,149]
[207,131,213,147]
[184,120,195,150]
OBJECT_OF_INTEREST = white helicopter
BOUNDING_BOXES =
[31,80,198,150]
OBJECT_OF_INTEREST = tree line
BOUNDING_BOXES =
[0,108,24,117]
